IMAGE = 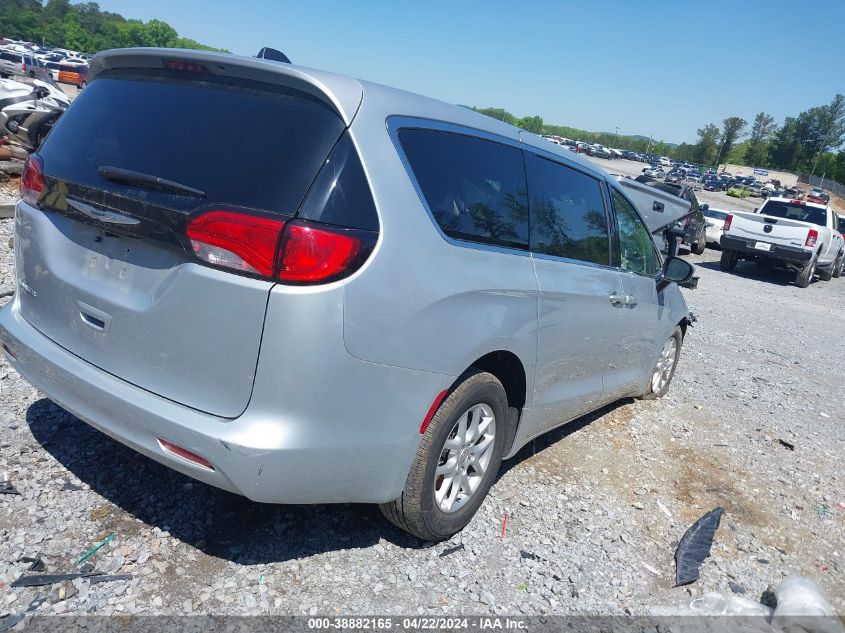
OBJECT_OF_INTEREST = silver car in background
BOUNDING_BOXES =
[0,48,693,540]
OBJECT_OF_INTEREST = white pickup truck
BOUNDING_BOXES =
[719,197,844,287]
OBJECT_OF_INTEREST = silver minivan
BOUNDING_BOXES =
[0,48,693,540]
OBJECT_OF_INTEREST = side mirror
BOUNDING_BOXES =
[661,256,695,284]
[700,203,709,212]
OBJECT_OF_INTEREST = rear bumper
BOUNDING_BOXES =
[720,235,813,264]
[0,295,451,504]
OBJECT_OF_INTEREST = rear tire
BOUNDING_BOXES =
[720,249,737,271]
[640,326,683,400]
[795,255,816,288]
[380,370,507,541]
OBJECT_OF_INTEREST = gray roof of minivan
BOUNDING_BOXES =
[91,48,606,179]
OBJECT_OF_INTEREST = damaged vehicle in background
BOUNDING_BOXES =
[0,48,695,541]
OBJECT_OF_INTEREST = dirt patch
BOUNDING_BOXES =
[667,445,774,529]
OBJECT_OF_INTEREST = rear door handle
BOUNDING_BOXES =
[609,294,637,306]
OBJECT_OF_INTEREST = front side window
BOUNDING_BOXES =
[398,129,529,248]
[524,153,610,265]
[611,188,659,276]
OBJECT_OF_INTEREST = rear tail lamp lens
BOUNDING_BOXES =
[806,229,818,247]
[278,223,361,283]
[186,213,372,284]
[187,211,284,277]
[722,214,733,232]
[20,154,45,206]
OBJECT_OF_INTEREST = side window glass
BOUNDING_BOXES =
[525,153,610,266]
[398,129,528,248]
[611,189,659,276]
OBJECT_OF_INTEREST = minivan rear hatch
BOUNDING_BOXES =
[17,63,352,417]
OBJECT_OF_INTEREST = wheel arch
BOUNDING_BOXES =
[455,350,527,457]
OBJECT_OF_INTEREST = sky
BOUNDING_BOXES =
[90,0,845,144]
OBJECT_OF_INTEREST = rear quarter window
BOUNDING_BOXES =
[398,128,529,249]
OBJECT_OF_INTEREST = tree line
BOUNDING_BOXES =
[686,94,845,185]
[468,106,677,158]
[0,0,226,53]
[472,94,845,188]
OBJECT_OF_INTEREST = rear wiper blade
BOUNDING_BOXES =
[98,166,206,198]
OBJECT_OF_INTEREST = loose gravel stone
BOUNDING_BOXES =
[0,216,843,616]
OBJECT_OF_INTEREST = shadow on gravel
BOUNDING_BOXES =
[26,399,421,563]
[695,260,799,287]
[497,398,632,480]
[28,396,633,559]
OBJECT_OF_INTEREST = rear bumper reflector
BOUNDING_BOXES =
[420,389,449,434]
[157,438,215,471]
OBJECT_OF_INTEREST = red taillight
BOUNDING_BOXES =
[722,214,733,232]
[186,210,285,277]
[806,229,818,247]
[791,199,805,206]
[157,438,214,470]
[277,223,361,283]
[20,154,45,205]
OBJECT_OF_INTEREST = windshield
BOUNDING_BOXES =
[761,201,827,226]
[704,209,728,220]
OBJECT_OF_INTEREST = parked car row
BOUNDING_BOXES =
[0,39,89,88]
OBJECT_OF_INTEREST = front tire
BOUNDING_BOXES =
[640,326,683,400]
[380,370,507,541]
[832,253,844,278]
[818,263,833,282]
[720,249,738,271]
[690,231,706,255]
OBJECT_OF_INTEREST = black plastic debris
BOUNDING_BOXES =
[0,481,19,495]
[20,556,45,572]
[777,439,795,451]
[61,482,83,492]
[438,543,464,557]
[520,550,542,561]
[88,574,132,585]
[675,506,724,586]
[0,594,47,632]
[11,571,102,588]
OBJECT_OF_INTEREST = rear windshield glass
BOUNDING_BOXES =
[1,52,22,62]
[761,201,827,227]
[703,209,728,220]
[38,70,345,214]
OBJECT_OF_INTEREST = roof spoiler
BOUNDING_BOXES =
[256,47,291,63]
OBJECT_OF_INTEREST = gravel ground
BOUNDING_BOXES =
[1,214,844,618]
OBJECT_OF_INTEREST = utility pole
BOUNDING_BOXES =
[613,127,619,146]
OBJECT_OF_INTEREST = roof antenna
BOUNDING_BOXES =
[256,47,291,64]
